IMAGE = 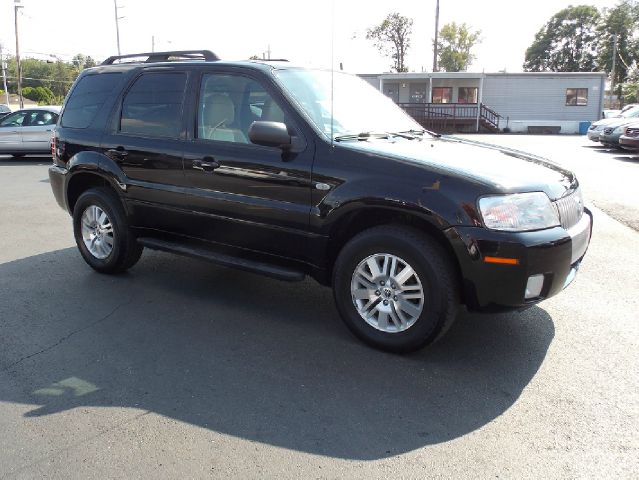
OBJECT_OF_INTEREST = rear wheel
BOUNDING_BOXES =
[333,225,458,353]
[73,187,142,273]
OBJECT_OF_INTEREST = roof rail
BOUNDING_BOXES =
[253,59,289,62]
[101,50,219,65]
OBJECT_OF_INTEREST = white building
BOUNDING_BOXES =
[359,71,607,134]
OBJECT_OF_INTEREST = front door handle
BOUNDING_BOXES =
[193,157,220,172]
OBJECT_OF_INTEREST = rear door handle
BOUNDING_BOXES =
[108,147,129,158]
[193,157,220,172]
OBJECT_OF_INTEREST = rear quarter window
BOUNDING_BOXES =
[61,73,122,129]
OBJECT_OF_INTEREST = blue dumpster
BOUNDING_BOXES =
[579,121,591,135]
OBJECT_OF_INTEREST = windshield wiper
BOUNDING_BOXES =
[398,128,442,138]
[334,131,419,142]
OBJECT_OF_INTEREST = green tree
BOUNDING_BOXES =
[524,5,601,72]
[597,0,639,98]
[366,13,413,72]
[436,22,481,72]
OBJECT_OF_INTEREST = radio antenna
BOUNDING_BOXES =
[330,0,335,147]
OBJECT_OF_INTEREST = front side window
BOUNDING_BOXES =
[273,69,421,138]
[458,87,478,104]
[0,111,28,127]
[120,72,187,138]
[566,88,588,106]
[197,73,288,144]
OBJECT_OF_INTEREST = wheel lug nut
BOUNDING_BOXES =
[391,284,396,289]
[375,290,381,296]
[380,281,385,286]
[393,296,398,301]
[383,300,389,305]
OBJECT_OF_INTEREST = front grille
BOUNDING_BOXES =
[603,127,614,135]
[625,127,639,138]
[554,189,584,230]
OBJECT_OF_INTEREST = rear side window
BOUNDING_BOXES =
[120,72,186,138]
[61,73,122,128]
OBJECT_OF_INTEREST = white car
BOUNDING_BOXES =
[588,105,639,142]
[0,106,61,157]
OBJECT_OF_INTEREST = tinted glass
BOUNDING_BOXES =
[25,111,58,126]
[61,73,122,128]
[121,72,186,138]
[566,88,588,106]
[198,74,287,144]
[0,111,28,127]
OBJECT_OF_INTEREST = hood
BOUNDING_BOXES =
[339,135,576,200]
[593,117,639,128]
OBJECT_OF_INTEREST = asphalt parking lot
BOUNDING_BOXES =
[1,135,638,479]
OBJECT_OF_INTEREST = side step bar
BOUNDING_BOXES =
[137,237,305,282]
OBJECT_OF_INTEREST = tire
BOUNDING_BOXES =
[333,225,458,353]
[72,187,143,274]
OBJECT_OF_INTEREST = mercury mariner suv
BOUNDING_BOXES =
[49,50,592,352]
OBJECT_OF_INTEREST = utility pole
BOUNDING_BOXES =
[14,0,23,109]
[151,35,155,53]
[113,0,122,55]
[432,0,440,72]
[0,43,10,107]
[610,34,618,108]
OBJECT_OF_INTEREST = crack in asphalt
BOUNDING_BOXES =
[1,296,134,373]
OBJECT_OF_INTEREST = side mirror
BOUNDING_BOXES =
[248,121,291,149]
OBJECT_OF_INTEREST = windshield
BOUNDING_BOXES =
[273,69,423,139]
[621,106,639,118]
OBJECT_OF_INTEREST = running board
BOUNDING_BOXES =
[137,237,305,282]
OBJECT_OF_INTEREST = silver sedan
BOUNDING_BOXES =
[0,106,60,157]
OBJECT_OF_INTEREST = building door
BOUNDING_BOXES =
[384,83,399,103]
[409,83,428,103]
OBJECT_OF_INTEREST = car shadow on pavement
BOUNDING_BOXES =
[613,155,639,163]
[0,248,554,460]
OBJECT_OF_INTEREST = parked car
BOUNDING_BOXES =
[599,118,639,147]
[619,122,639,151]
[49,50,592,353]
[0,106,60,157]
[0,104,11,119]
[588,105,639,142]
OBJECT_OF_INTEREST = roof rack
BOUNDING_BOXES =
[253,58,289,62]
[101,50,219,65]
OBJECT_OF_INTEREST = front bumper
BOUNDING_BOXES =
[599,132,622,145]
[445,208,593,311]
[587,130,601,142]
[619,135,639,150]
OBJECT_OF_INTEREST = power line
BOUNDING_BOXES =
[5,75,75,84]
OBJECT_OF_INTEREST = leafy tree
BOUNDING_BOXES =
[436,22,481,72]
[22,86,56,105]
[366,13,413,73]
[524,5,601,72]
[597,0,639,98]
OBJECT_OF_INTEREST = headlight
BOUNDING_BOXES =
[478,192,560,232]
[613,126,626,134]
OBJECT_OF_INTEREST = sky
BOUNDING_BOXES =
[0,0,614,74]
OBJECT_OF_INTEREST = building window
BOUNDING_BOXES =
[432,87,452,104]
[458,87,478,104]
[566,88,588,106]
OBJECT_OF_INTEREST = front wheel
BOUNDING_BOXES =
[72,187,142,274]
[333,225,458,353]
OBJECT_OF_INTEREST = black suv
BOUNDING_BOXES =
[49,50,592,352]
